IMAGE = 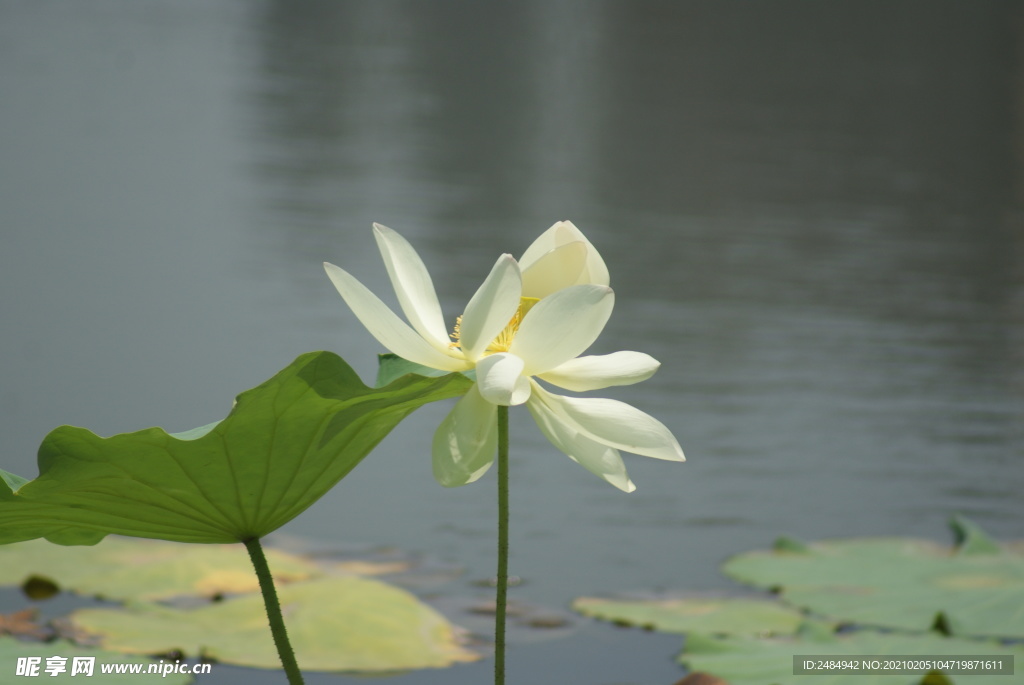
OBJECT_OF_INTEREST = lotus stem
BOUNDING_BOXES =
[244,537,305,685]
[495,405,510,685]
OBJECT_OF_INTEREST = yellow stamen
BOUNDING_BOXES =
[450,297,539,353]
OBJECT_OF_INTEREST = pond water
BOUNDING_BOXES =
[1,1,1022,683]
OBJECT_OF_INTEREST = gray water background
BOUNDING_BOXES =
[1,1,1022,682]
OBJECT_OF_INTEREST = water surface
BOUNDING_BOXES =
[1,2,1021,682]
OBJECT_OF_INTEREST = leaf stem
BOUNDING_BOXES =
[244,537,305,685]
[495,405,510,685]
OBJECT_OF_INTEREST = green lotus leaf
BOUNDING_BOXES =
[572,596,805,636]
[0,637,194,684]
[0,537,321,601]
[70,576,479,672]
[0,351,471,546]
[376,352,476,388]
[376,353,446,387]
[722,518,1024,638]
[680,621,1022,685]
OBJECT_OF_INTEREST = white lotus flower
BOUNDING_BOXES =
[324,221,684,492]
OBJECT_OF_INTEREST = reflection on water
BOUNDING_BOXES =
[248,0,1022,529]
[1,1,1022,682]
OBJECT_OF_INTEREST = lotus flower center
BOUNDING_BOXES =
[450,297,539,354]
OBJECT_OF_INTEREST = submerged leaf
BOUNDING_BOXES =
[0,609,49,639]
[70,576,479,671]
[0,352,471,546]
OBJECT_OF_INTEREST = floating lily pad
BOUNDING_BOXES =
[572,596,805,636]
[722,518,1024,638]
[0,351,470,546]
[680,621,1022,685]
[0,637,193,684]
[334,559,411,576]
[70,576,479,672]
[0,537,320,601]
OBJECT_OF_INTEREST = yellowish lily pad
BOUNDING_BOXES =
[334,559,411,576]
[70,576,479,672]
[0,537,320,601]
[573,596,805,636]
